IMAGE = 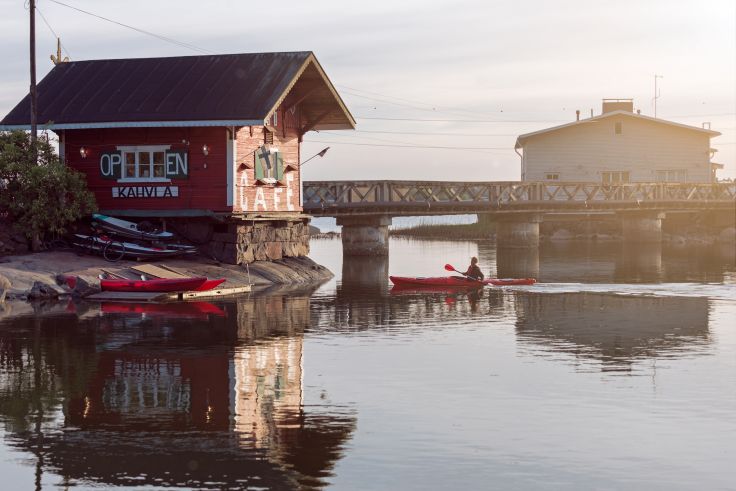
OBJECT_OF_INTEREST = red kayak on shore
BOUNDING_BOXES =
[389,276,536,288]
[100,277,208,293]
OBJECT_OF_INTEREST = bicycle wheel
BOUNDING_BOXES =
[103,240,126,262]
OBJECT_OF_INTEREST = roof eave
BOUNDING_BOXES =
[0,119,264,131]
[264,53,356,131]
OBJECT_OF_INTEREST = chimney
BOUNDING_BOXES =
[602,98,634,114]
[575,110,580,121]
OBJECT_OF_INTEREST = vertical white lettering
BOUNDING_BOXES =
[273,187,283,211]
[176,153,188,176]
[239,172,249,211]
[100,154,111,176]
[254,187,267,210]
[166,154,177,176]
[286,173,294,211]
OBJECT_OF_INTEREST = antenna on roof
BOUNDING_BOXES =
[653,74,663,118]
[50,38,70,65]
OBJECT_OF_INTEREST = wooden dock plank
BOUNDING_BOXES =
[131,264,187,279]
[170,285,252,300]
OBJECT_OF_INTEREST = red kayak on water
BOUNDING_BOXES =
[100,277,208,292]
[389,276,536,288]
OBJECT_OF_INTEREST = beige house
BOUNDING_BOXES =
[515,99,722,183]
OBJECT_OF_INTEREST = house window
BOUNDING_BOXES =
[264,129,274,145]
[615,122,622,135]
[545,173,559,180]
[601,171,630,183]
[656,170,687,182]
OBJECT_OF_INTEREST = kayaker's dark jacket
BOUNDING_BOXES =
[465,264,484,281]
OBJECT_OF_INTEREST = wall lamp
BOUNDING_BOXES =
[79,146,88,159]
[202,144,210,156]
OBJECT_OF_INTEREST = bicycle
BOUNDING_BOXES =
[75,225,126,262]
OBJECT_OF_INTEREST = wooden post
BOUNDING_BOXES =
[29,0,38,162]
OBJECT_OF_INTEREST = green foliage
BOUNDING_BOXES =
[0,130,96,239]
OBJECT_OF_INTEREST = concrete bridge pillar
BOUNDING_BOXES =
[620,211,665,243]
[495,214,542,248]
[337,215,392,256]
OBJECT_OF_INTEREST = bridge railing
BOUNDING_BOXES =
[303,180,736,212]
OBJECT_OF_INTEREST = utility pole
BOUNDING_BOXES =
[653,74,663,118]
[30,0,38,161]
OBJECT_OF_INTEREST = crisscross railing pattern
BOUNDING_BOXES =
[302,180,736,216]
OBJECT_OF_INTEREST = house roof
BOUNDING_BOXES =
[0,51,355,131]
[515,110,721,149]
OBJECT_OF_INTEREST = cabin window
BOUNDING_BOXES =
[615,122,622,134]
[602,171,630,183]
[656,170,687,182]
[545,173,559,180]
[114,145,182,182]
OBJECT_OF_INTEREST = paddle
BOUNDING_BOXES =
[444,264,483,283]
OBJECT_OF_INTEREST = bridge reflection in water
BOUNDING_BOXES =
[0,292,355,490]
[312,246,716,374]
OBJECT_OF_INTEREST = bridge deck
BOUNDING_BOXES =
[303,180,736,217]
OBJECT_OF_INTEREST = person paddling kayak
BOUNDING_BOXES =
[464,257,484,281]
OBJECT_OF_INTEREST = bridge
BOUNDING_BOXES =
[303,180,736,254]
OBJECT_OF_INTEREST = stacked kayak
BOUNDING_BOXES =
[72,234,193,260]
[389,276,536,288]
[92,213,175,241]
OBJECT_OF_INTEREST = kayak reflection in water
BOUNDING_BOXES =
[464,257,485,281]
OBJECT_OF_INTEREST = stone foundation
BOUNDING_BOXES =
[172,217,311,265]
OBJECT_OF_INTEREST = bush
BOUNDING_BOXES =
[0,130,96,241]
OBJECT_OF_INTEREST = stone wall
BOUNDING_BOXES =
[172,217,310,265]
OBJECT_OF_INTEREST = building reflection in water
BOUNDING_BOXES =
[514,292,711,371]
[0,291,355,490]
[475,239,735,284]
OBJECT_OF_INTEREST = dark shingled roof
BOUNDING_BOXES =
[1,51,354,130]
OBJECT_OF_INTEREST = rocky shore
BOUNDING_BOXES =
[0,251,332,303]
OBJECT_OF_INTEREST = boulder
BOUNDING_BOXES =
[28,281,59,300]
[71,277,101,298]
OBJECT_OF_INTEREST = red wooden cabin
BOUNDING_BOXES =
[1,52,354,263]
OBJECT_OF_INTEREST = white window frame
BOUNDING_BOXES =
[601,170,630,184]
[656,169,687,182]
[116,145,172,183]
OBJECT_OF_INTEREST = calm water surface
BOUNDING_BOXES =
[1,238,735,490]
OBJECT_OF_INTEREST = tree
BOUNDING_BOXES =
[0,130,96,242]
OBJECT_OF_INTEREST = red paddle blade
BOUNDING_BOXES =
[444,264,456,272]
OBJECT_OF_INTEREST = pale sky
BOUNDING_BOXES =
[1,0,734,180]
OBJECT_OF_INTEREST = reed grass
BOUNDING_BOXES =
[390,218,495,239]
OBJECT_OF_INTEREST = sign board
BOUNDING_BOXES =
[112,186,179,198]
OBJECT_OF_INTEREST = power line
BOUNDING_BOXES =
[47,0,214,55]
[36,6,72,59]
[356,116,567,123]
[304,139,512,152]
[346,129,519,137]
